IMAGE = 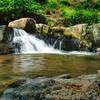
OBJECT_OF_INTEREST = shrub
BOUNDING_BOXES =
[80,9,97,24]
[61,7,98,26]
[60,0,70,6]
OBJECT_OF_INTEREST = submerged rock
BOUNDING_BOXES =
[8,18,36,34]
[0,73,100,100]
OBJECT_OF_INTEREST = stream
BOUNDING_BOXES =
[0,53,100,80]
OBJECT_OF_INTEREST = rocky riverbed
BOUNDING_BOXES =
[0,71,100,100]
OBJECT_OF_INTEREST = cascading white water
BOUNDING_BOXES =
[13,28,61,54]
[59,38,64,50]
[12,28,96,55]
[53,38,59,48]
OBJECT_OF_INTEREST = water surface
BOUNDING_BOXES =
[0,54,100,79]
[0,53,100,92]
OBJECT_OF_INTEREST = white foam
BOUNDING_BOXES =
[13,28,99,56]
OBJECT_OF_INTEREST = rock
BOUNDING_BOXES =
[89,23,100,47]
[98,70,100,78]
[8,18,36,33]
[53,74,71,79]
[0,25,13,42]
[36,24,50,34]
[35,24,91,51]
[49,26,64,36]
[77,74,97,80]
[0,43,14,54]
[49,24,92,49]
[0,25,5,41]
[49,24,84,38]
[96,48,100,52]
[2,26,13,43]
[63,24,92,49]
[0,25,14,54]
[0,74,100,100]
[64,24,87,39]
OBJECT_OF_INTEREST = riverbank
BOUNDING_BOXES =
[0,71,100,100]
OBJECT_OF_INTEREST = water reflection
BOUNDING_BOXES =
[12,55,45,72]
[0,54,46,79]
[0,54,100,79]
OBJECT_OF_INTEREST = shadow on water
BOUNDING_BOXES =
[82,55,100,61]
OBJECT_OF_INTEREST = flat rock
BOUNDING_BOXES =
[0,74,100,100]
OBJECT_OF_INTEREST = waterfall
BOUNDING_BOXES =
[11,28,94,55]
[12,28,61,54]
[53,38,59,48]
[59,38,64,50]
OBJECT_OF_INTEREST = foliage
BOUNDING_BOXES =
[0,0,100,25]
[61,7,98,26]
[0,0,14,12]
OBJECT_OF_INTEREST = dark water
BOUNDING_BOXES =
[0,53,100,92]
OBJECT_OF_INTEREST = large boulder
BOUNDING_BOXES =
[64,24,87,39]
[49,24,92,49]
[8,18,36,33]
[49,24,87,39]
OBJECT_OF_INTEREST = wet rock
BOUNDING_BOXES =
[8,80,26,88]
[49,26,64,36]
[36,24,50,34]
[77,74,97,80]
[89,23,100,47]
[49,24,87,38]
[96,48,100,52]
[0,25,14,54]
[8,18,36,33]
[0,42,14,54]
[59,37,80,51]
[0,78,56,100]
[64,24,87,39]
[53,74,71,79]
[49,24,92,49]
[0,25,13,42]
[98,70,100,78]
[0,25,5,41]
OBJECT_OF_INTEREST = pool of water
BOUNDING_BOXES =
[0,53,100,93]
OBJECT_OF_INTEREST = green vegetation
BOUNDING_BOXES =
[0,0,100,26]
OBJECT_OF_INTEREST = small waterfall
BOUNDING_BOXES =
[53,38,59,48]
[53,37,62,49]
[59,38,64,50]
[12,28,61,54]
